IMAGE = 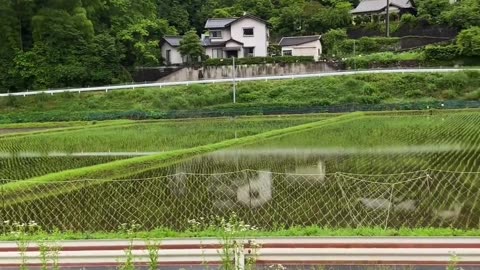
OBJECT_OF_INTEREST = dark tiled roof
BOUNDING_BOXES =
[205,15,268,29]
[163,36,183,47]
[205,18,238,29]
[279,35,321,47]
[351,0,414,14]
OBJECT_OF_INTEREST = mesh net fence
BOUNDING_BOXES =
[0,169,479,232]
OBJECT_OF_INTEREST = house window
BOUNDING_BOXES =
[283,50,292,56]
[243,28,254,37]
[212,48,223,58]
[210,30,222,39]
[244,47,255,57]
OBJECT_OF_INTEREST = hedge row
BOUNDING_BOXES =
[344,48,480,69]
[344,51,425,69]
[2,101,479,124]
[336,37,400,56]
[424,45,459,61]
[204,56,314,66]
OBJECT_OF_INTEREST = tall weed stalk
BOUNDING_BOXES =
[118,222,141,270]
[146,240,161,270]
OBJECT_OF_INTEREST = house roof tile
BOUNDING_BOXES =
[204,18,238,29]
[205,14,268,29]
[163,36,183,47]
[279,35,321,47]
[351,0,413,14]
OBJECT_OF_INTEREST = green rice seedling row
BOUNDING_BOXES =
[0,157,125,181]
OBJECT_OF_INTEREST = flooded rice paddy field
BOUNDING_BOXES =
[2,111,480,231]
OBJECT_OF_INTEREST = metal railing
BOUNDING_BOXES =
[0,238,479,268]
[1,68,478,97]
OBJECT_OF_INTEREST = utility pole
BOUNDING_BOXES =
[232,56,236,103]
[386,0,390,37]
[353,40,356,70]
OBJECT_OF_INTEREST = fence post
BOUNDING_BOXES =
[82,179,88,237]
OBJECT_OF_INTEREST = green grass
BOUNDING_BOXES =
[0,72,479,123]
[3,227,480,241]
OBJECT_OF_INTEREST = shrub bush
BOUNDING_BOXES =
[322,28,348,55]
[268,44,282,56]
[441,89,458,99]
[6,95,19,107]
[359,94,381,104]
[464,89,480,100]
[405,89,425,98]
[336,37,400,56]
[400,14,418,27]
[361,84,379,96]
[424,45,459,60]
[344,51,425,69]
[456,27,480,57]
[204,56,314,66]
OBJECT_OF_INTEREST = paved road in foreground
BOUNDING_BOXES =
[0,237,479,268]
[1,68,479,97]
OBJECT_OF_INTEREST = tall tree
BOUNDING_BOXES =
[179,30,204,65]
[109,0,175,67]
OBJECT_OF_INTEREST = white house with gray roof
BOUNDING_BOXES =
[161,36,186,65]
[279,35,322,61]
[161,15,269,65]
[202,15,269,59]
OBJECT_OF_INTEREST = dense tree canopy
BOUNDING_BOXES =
[0,0,174,92]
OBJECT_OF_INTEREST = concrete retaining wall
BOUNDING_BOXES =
[158,62,336,82]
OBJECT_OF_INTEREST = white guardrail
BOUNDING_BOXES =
[1,68,478,97]
[0,237,479,268]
